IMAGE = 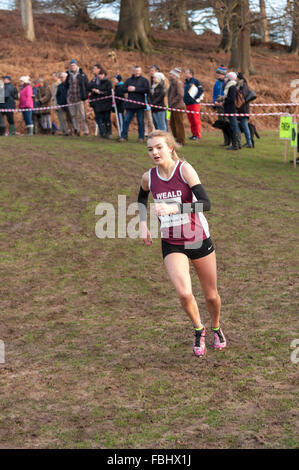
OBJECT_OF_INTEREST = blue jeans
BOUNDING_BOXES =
[228,116,240,135]
[239,117,252,145]
[121,108,144,139]
[152,111,168,131]
[22,110,33,126]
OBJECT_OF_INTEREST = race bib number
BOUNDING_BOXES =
[155,197,190,230]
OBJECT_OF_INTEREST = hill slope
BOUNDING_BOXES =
[1,9,299,129]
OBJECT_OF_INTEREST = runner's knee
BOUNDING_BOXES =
[205,291,219,305]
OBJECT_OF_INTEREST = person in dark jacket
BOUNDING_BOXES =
[56,72,71,136]
[216,72,241,151]
[65,59,89,136]
[212,65,229,146]
[183,68,204,141]
[0,76,16,135]
[112,74,125,135]
[236,72,252,148]
[149,72,167,131]
[88,66,112,138]
[118,65,149,142]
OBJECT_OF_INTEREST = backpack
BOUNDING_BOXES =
[235,89,245,108]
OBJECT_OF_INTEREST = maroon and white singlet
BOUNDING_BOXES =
[149,161,210,245]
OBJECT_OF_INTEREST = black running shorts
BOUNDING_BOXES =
[162,237,215,260]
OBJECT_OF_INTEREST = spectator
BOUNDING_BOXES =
[0,76,17,135]
[88,66,112,139]
[118,65,149,143]
[112,74,125,135]
[168,67,185,145]
[19,75,34,136]
[65,59,89,136]
[149,72,167,131]
[36,78,52,134]
[32,78,41,134]
[56,72,71,136]
[213,65,226,104]
[0,78,5,136]
[236,72,253,148]
[51,72,62,133]
[150,64,161,86]
[183,68,203,141]
[216,71,241,151]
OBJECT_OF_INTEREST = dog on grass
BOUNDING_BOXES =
[212,119,260,148]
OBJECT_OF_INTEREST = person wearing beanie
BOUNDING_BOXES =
[216,71,241,151]
[19,76,34,135]
[168,67,185,145]
[183,68,204,141]
[213,65,226,104]
[212,65,230,146]
[65,59,89,136]
[0,75,17,136]
[112,74,125,135]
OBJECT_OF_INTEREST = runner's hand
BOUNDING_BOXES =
[155,202,179,216]
[140,221,152,246]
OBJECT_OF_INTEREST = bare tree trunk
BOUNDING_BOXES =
[216,0,233,51]
[259,0,269,42]
[229,0,254,75]
[228,1,241,69]
[21,0,35,42]
[218,24,232,51]
[239,0,254,75]
[113,0,152,52]
[289,0,299,54]
[167,0,191,32]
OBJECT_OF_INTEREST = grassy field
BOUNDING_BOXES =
[0,131,298,449]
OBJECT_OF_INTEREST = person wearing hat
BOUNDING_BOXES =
[65,59,89,136]
[216,71,241,151]
[168,67,185,145]
[19,76,34,136]
[212,65,230,146]
[112,74,125,135]
[0,76,17,135]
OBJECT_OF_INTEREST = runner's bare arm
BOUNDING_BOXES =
[141,172,149,191]
[181,162,201,186]
[138,172,152,245]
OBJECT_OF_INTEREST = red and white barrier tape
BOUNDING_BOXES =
[1,94,298,117]
[113,96,298,117]
[201,102,299,107]
[0,94,111,113]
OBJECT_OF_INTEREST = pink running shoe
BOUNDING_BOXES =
[193,328,207,357]
[213,328,226,350]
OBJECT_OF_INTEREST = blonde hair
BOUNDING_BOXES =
[147,130,182,162]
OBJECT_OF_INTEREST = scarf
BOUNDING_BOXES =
[224,80,237,98]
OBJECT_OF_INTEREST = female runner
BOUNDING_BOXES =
[137,130,226,357]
